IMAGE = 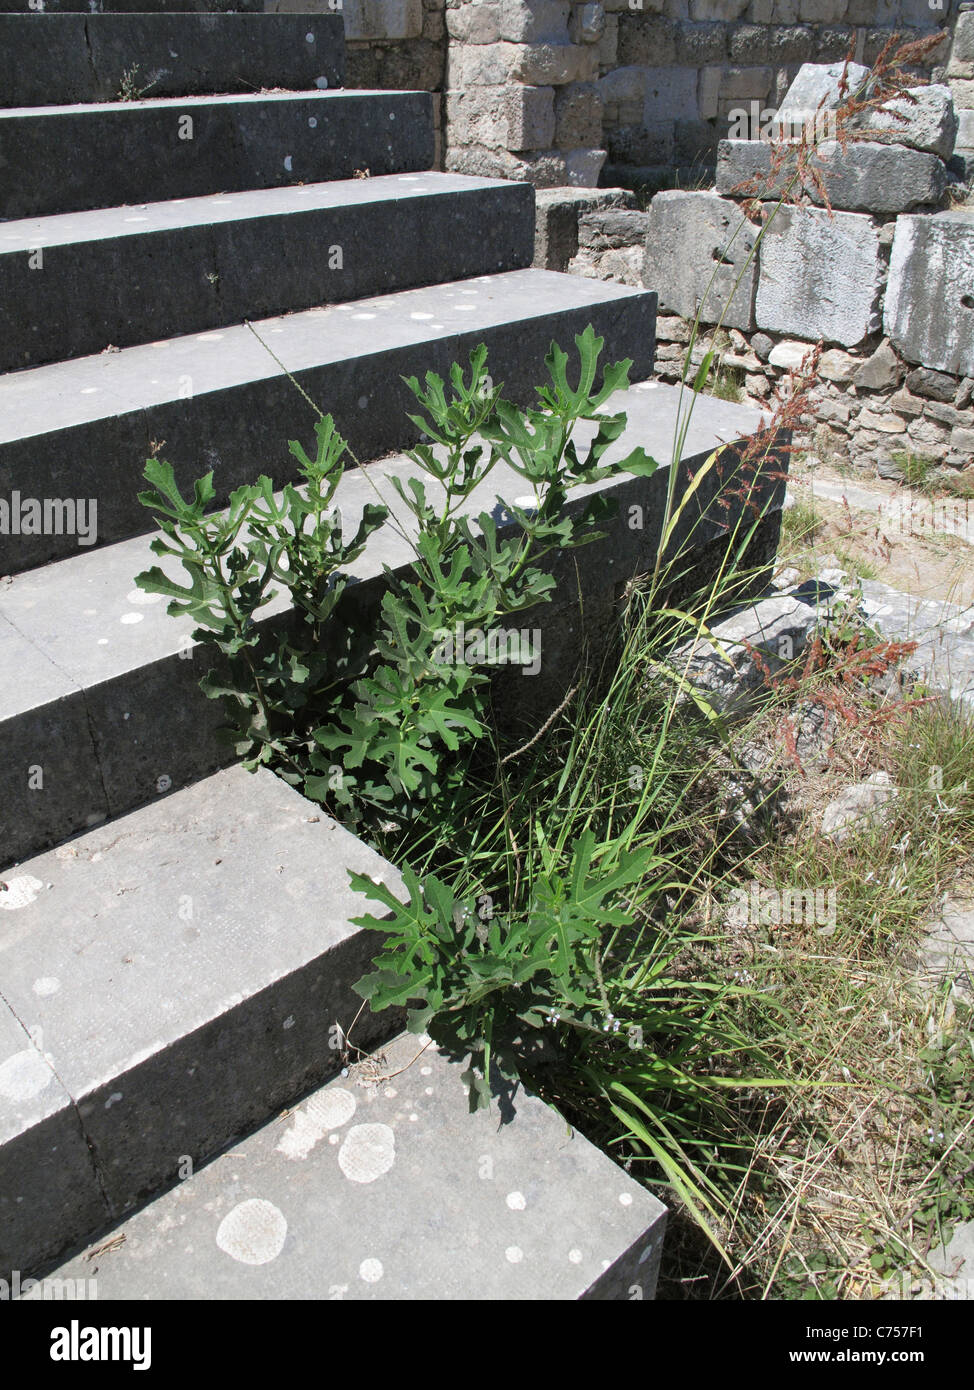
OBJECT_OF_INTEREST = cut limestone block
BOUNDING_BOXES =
[885,211,974,378]
[643,189,759,330]
[0,174,536,371]
[955,11,974,64]
[42,1032,667,1300]
[447,39,597,89]
[446,83,557,152]
[0,997,109,1282]
[0,13,345,106]
[717,137,947,212]
[669,593,819,716]
[0,91,436,220]
[958,109,974,151]
[804,141,947,213]
[716,138,794,198]
[851,84,959,161]
[0,764,404,1273]
[444,0,572,45]
[533,185,635,270]
[776,60,871,128]
[858,578,974,708]
[755,203,883,347]
[554,80,603,148]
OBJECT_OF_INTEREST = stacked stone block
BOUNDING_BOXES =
[635,65,974,476]
[444,0,608,185]
[948,5,974,180]
[601,0,948,191]
[308,1,954,190]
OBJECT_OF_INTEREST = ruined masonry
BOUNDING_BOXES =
[0,1,781,1297]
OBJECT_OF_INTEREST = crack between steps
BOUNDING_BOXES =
[0,982,114,1217]
[81,18,98,89]
[76,685,114,826]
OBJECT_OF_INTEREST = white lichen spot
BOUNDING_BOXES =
[125,589,162,606]
[384,1087,397,1099]
[276,1087,356,1161]
[359,1257,383,1283]
[505,1246,523,1264]
[338,1123,395,1183]
[216,1199,287,1265]
[104,1092,123,1110]
[120,612,144,625]
[419,1066,432,1076]
[619,1192,633,1206]
[568,1249,583,1264]
[32,977,60,996]
[506,1192,526,1211]
[0,1049,53,1102]
[284,155,293,172]
[0,875,44,910]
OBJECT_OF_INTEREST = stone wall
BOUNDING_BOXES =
[285,5,974,475]
[602,0,952,193]
[542,57,974,477]
[444,1,608,184]
[637,63,974,476]
[285,2,959,191]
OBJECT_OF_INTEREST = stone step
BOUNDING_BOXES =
[0,267,653,572]
[0,763,405,1279]
[0,13,344,107]
[0,0,264,9]
[1,173,535,370]
[0,90,435,219]
[0,382,781,876]
[30,1031,667,1299]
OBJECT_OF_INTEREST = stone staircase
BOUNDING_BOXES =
[0,2,777,1298]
